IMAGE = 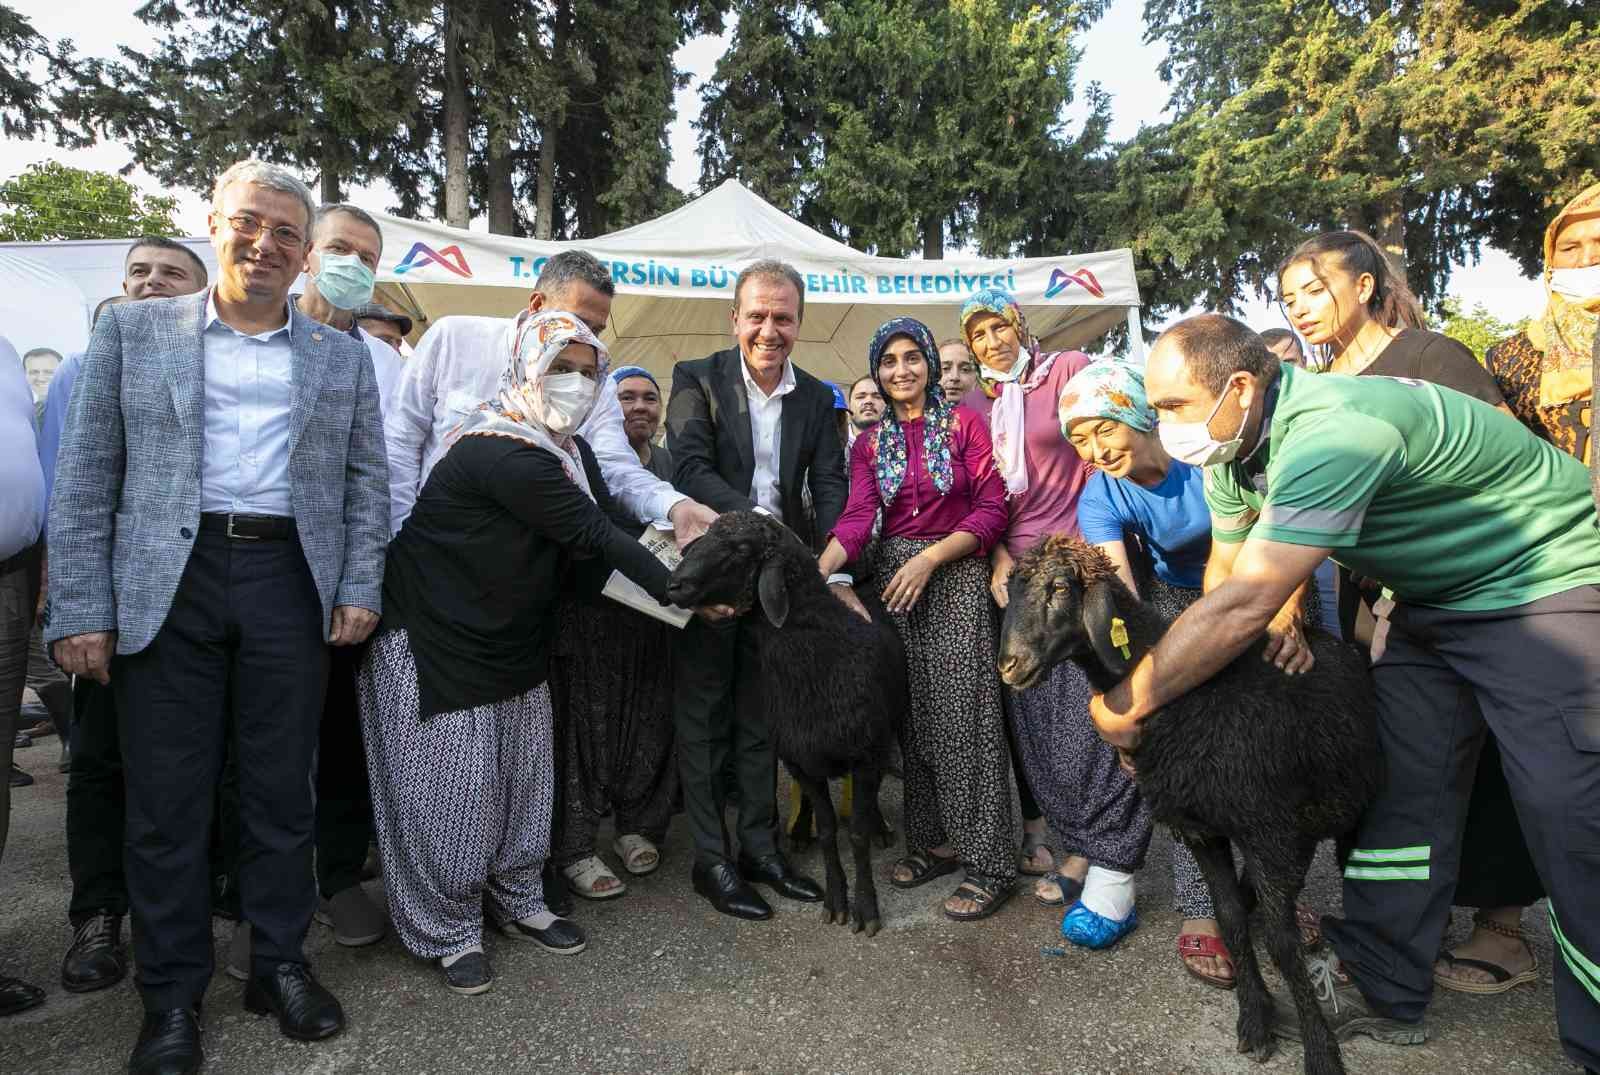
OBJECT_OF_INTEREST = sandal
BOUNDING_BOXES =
[561,855,627,900]
[1434,949,1538,994]
[1018,831,1054,877]
[890,850,961,890]
[612,834,660,876]
[943,873,1014,921]
[1434,917,1537,995]
[1178,931,1236,990]
[1032,871,1085,908]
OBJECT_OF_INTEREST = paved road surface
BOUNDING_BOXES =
[0,753,1578,1073]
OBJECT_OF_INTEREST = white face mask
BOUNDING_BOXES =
[535,371,596,435]
[1549,265,1600,302]
[1158,385,1252,468]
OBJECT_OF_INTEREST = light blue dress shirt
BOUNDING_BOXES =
[37,351,81,517]
[201,293,297,517]
[0,334,46,559]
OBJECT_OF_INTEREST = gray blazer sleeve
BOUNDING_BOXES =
[45,308,125,642]
[335,342,389,614]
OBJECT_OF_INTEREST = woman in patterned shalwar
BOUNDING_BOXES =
[358,312,674,996]
[817,317,1016,921]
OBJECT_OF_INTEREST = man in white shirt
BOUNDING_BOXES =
[383,250,717,542]
[664,260,850,920]
[283,202,406,961]
[297,204,403,413]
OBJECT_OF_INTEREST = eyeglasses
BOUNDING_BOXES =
[218,212,305,249]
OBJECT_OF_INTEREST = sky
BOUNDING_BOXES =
[2,0,1545,331]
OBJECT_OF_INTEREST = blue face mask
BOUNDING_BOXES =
[312,252,376,311]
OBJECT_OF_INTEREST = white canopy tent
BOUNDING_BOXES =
[2,180,1142,386]
[0,250,93,361]
[370,180,1143,385]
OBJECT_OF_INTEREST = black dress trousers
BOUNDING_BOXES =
[114,530,329,1011]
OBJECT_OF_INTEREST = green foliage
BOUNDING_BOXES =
[1097,0,1600,321]
[697,0,1106,258]
[56,1,427,204]
[0,162,178,241]
[0,3,48,137]
[1436,298,1531,363]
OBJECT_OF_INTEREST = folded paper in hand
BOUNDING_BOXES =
[602,524,693,628]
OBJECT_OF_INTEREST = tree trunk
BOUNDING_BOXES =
[320,164,341,205]
[1360,189,1408,288]
[487,125,516,234]
[534,0,569,240]
[485,2,517,235]
[443,1,472,229]
[922,212,944,260]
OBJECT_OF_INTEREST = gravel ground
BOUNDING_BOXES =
[0,746,1580,1074]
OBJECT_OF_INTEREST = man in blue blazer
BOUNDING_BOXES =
[46,160,388,1075]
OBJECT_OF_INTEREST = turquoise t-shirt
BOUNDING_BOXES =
[1203,364,1600,611]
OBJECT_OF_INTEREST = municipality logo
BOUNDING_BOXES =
[1044,267,1104,299]
[394,242,473,278]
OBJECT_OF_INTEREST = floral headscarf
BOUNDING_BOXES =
[1058,360,1155,438]
[960,287,1057,498]
[1529,182,1600,402]
[960,288,1042,398]
[867,317,956,506]
[445,310,610,500]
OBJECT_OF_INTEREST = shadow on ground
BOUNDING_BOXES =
[0,755,1577,1073]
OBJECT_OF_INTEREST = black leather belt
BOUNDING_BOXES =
[199,513,296,541]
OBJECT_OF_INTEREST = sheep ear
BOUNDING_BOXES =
[1081,580,1132,678]
[757,557,790,628]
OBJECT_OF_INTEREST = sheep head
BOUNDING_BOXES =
[667,511,803,628]
[997,535,1139,689]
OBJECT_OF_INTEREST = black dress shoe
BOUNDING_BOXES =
[692,861,772,920]
[0,975,45,1017]
[738,852,824,902]
[62,910,127,993]
[128,1006,202,1075]
[542,861,575,917]
[243,962,345,1041]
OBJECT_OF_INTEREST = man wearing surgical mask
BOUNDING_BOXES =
[1092,314,1600,1071]
[299,204,403,417]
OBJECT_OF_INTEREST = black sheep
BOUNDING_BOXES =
[996,536,1382,1075]
[666,512,905,936]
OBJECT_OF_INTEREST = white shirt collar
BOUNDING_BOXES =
[205,288,295,341]
[742,354,797,403]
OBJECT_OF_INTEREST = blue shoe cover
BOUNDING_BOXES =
[1059,900,1138,949]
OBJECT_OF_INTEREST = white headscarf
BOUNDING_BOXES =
[444,310,610,500]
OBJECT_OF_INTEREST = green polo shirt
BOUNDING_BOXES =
[1203,363,1600,611]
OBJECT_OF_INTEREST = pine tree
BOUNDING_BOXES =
[57,1,430,204]
[1101,0,1600,317]
[0,3,49,138]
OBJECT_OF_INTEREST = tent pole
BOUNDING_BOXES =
[1125,306,1146,363]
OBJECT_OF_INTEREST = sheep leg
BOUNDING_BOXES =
[790,770,848,926]
[1247,839,1345,1075]
[847,767,883,937]
[1185,834,1274,1063]
[788,787,816,852]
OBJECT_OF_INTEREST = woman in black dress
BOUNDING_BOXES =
[359,312,676,996]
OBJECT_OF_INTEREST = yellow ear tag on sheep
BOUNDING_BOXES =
[1109,617,1131,659]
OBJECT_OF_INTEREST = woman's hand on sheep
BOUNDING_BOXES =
[694,604,739,623]
[989,546,1015,608]
[1262,612,1315,675]
[883,552,938,614]
[829,583,872,622]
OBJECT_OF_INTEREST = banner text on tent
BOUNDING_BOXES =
[507,256,1018,298]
